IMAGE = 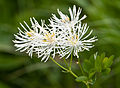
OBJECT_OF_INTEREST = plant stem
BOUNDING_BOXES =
[78,57,85,75]
[86,83,90,88]
[63,57,69,68]
[50,57,90,88]
[69,70,78,78]
[78,58,90,88]
[50,56,78,78]
[63,57,78,78]
[69,51,73,70]
[50,57,68,71]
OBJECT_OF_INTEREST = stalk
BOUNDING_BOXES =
[50,56,78,78]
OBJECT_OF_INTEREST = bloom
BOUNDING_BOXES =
[35,28,58,62]
[57,22,98,59]
[49,5,87,31]
[13,17,63,62]
[13,5,97,61]
[13,17,44,57]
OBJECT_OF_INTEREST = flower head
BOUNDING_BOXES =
[13,17,62,62]
[13,17,44,57]
[49,5,87,30]
[13,5,97,61]
[58,22,98,59]
[35,28,58,62]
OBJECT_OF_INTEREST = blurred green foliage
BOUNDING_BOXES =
[0,0,120,88]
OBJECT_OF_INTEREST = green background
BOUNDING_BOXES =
[0,0,120,88]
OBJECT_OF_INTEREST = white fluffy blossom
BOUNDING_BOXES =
[57,22,98,59]
[13,5,97,61]
[35,28,61,62]
[13,17,44,57]
[13,17,60,62]
[49,5,87,31]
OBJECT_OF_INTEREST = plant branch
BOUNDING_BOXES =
[69,51,73,70]
[50,57,68,71]
[86,83,90,88]
[78,57,85,75]
[63,57,69,68]
[50,56,78,78]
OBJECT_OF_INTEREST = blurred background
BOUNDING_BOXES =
[0,0,120,88]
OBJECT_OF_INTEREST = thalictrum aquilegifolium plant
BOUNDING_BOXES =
[13,5,114,88]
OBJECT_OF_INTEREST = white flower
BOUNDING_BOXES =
[58,22,98,59]
[13,17,63,62]
[13,17,45,57]
[49,5,87,31]
[35,28,58,62]
[13,5,98,61]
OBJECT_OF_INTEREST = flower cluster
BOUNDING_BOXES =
[13,5,97,62]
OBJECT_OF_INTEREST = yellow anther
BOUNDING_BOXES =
[42,39,47,42]
[43,32,55,43]
[66,16,70,21]
[61,19,66,23]
[26,30,35,37]
[61,16,70,23]
[76,35,78,39]
[68,34,78,45]
[51,33,55,37]
[72,36,74,40]
[45,34,48,38]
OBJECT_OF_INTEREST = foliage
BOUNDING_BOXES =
[80,53,114,85]
[0,0,120,88]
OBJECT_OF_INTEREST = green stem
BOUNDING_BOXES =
[63,57,78,78]
[50,57,68,71]
[69,70,78,78]
[78,58,85,75]
[63,57,69,68]
[50,56,78,78]
[69,51,73,70]
[50,57,89,88]
[86,84,90,88]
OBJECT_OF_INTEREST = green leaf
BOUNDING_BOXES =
[83,59,94,73]
[102,68,111,75]
[95,56,102,72]
[89,55,95,64]
[89,72,96,79]
[103,55,114,68]
[75,76,88,82]
[100,53,105,60]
